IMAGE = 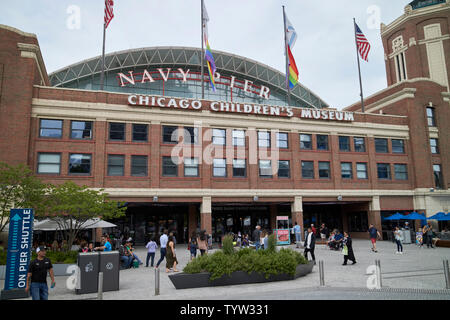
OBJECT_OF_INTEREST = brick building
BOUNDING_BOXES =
[0,0,449,244]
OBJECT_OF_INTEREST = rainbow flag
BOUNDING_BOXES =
[202,2,217,91]
[287,45,298,89]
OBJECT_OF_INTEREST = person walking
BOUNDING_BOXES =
[189,232,198,260]
[252,225,262,251]
[26,246,55,300]
[423,222,434,248]
[368,224,381,252]
[342,232,356,265]
[294,222,302,248]
[304,227,316,264]
[155,229,169,268]
[197,230,208,256]
[165,236,179,273]
[394,227,404,254]
[145,237,158,267]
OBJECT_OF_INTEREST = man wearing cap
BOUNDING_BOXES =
[25,246,55,300]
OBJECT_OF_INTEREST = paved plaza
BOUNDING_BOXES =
[2,239,450,300]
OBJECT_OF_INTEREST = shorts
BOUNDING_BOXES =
[370,238,377,244]
[320,233,326,240]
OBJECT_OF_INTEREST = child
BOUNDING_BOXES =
[189,232,198,260]
[145,238,157,267]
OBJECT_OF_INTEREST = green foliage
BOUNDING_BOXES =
[0,249,78,265]
[0,162,48,232]
[222,235,234,255]
[183,246,308,281]
[267,234,277,253]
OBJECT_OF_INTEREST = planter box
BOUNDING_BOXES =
[0,264,76,280]
[169,261,314,289]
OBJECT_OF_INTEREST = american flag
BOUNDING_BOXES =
[104,0,114,29]
[355,22,370,62]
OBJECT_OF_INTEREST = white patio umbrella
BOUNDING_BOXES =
[33,218,116,231]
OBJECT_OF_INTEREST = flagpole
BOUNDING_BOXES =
[100,21,106,91]
[282,6,291,106]
[353,18,365,113]
[201,0,205,99]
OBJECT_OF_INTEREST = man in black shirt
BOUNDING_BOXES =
[25,246,55,300]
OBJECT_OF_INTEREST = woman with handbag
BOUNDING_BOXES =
[342,232,356,265]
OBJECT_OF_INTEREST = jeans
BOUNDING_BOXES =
[255,241,261,251]
[30,282,48,300]
[156,248,166,267]
[295,233,302,243]
[133,253,142,264]
[146,252,155,267]
[395,240,403,252]
[426,235,434,248]
[120,255,133,268]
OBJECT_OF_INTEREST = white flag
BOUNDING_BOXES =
[285,14,298,49]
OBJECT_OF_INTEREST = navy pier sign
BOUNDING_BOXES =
[4,209,34,290]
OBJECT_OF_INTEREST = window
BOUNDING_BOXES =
[341,162,353,179]
[69,154,92,175]
[232,130,245,147]
[107,155,124,176]
[339,136,350,152]
[109,123,125,141]
[212,129,226,146]
[319,161,330,179]
[37,153,61,174]
[71,121,92,139]
[377,163,391,180]
[162,126,178,144]
[427,107,436,127]
[433,164,443,189]
[184,158,199,177]
[258,131,271,148]
[213,159,227,177]
[430,138,439,154]
[39,119,63,138]
[300,134,312,150]
[356,163,368,179]
[301,161,314,179]
[394,52,407,82]
[394,164,408,180]
[375,138,389,153]
[317,135,328,151]
[277,132,289,149]
[132,124,148,142]
[162,156,178,177]
[259,160,272,178]
[232,159,246,177]
[183,127,198,144]
[354,137,366,152]
[392,139,405,154]
[348,211,369,232]
[131,155,147,176]
[277,160,290,178]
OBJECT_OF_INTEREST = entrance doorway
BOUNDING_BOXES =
[212,204,271,242]
[303,203,344,234]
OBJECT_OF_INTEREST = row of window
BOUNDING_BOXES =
[36,152,414,181]
[39,119,411,155]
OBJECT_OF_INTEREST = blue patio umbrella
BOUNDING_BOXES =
[403,212,427,220]
[427,212,447,220]
[384,213,405,220]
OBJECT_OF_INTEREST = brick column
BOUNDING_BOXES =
[270,204,277,231]
[150,123,161,188]
[200,196,212,235]
[291,196,304,238]
[369,196,383,240]
[188,204,198,238]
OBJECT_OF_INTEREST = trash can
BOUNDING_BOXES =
[76,252,100,294]
[402,229,412,244]
[99,251,120,292]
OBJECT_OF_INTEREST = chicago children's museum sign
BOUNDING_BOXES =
[127,94,355,122]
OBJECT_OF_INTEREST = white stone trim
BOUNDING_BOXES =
[17,43,47,86]
[364,88,416,113]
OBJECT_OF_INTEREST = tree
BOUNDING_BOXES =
[42,181,126,251]
[0,162,47,232]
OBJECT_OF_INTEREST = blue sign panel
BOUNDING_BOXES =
[4,209,34,290]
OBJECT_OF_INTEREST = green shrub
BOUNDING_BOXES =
[0,248,78,266]
[183,245,308,281]
[222,235,235,255]
[0,250,6,265]
[267,234,277,253]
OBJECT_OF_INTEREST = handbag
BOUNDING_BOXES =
[341,245,348,255]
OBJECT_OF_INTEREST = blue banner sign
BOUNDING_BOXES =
[4,209,34,290]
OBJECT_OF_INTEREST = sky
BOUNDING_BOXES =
[0,1,409,109]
